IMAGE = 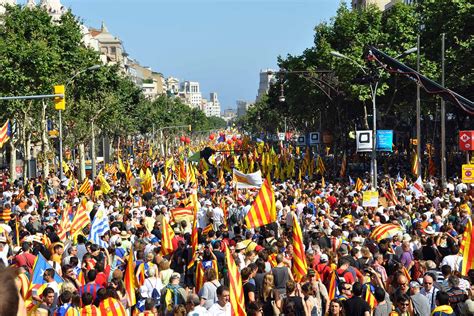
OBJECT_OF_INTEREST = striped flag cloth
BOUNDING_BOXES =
[225,246,247,316]
[369,224,402,242]
[57,205,72,240]
[244,179,276,229]
[161,216,175,256]
[461,219,474,274]
[317,156,326,175]
[202,223,213,236]
[170,206,194,223]
[124,248,137,307]
[355,177,363,192]
[327,270,337,300]
[187,208,199,269]
[386,179,399,205]
[78,178,93,196]
[365,283,378,309]
[411,150,420,177]
[410,176,424,198]
[70,199,90,238]
[125,163,133,183]
[292,215,307,282]
[0,120,11,149]
[88,208,109,248]
[99,297,127,316]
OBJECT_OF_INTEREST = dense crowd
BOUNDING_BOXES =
[0,147,473,316]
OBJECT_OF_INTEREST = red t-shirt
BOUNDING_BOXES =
[95,265,110,287]
[337,268,355,284]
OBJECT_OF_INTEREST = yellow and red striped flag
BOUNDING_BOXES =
[317,156,326,175]
[161,216,175,256]
[355,177,363,192]
[77,269,85,287]
[291,215,307,282]
[124,248,137,307]
[365,284,378,309]
[461,219,474,274]
[125,163,133,183]
[225,246,247,316]
[402,266,411,282]
[386,179,399,205]
[411,150,420,177]
[187,218,198,269]
[99,297,127,316]
[70,199,90,238]
[244,179,276,229]
[57,205,71,240]
[0,120,11,149]
[78,178,92,196]
[327,270,337,300]
[202,223,213,236]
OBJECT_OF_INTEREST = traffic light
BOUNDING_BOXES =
[54,85,65,110]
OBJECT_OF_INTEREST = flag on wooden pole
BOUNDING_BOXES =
[161,217,175,256]
[124,248,137,307]
[225,246,247,316]
[292,215,307,282]
[244,179,276,229]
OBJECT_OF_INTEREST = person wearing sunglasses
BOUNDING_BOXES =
[393,293,412,316]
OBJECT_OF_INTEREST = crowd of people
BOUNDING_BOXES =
[0,143,473,316]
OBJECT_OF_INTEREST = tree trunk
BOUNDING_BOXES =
[78,142,86,181]
[9,140,16,182]
[23,132,31,180]
[41,100,50,178]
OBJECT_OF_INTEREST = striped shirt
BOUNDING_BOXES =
[79,284,103,302]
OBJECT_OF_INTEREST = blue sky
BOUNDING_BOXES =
[25,0,341,109]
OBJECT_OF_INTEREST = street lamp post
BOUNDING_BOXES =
[331,47,416,189]
[331,50,379,189]
[63,64,101,180]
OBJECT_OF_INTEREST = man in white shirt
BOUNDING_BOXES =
[420,274,439,311]
[207,285,231,316]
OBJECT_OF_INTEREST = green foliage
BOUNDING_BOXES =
[241,0,473,148]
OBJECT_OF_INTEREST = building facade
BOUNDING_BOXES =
[352,0,414,11]
[179,81,202,108]
[256,69,276,102]
[237,100,252,118]
[202,92,221,117]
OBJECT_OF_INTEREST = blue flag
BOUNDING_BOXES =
[31,253,64,285]
[88,208,110,248]
[349,176,355,186]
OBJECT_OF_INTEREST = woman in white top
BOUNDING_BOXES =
[140,266,163,298]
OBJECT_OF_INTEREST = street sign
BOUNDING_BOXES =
[356,130,373,152]
[309,132,321,145]
[459,131,474,151]
[376,130,393,152]
[277,133,285,141]
[296,135,306,146]
[462,164,474,183]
